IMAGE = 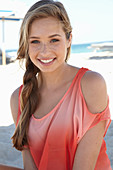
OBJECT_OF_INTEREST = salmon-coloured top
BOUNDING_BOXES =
[17,67,111,170]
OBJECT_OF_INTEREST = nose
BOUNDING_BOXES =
[40,43,50,57]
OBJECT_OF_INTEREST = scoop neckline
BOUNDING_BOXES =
[32,67,83,121]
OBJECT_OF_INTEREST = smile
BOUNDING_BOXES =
[38,58,56,65]
[40,59,54,63]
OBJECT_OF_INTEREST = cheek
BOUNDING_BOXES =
[28,45,39,57]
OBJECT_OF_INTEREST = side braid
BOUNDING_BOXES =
[12,57,40,151]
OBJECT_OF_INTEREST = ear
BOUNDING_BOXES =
[67,32,72,48]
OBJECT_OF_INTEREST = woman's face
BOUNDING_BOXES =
[28,16,71,73]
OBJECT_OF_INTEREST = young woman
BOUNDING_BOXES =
[0,0,111,169]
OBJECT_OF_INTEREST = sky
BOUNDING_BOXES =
[0,0,113,50]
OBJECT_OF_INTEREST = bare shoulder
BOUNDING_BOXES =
[82,70,106,88]
[10,87,20,125]
[81,70,108,114]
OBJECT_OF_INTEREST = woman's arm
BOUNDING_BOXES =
[22,149,38,170]
[72,120,106,170]
[73,71,108,170]
[10,88,38,170]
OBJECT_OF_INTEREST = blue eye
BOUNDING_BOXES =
[31,40,40,44]
[51,39,59,43]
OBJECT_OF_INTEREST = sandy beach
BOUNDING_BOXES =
[0,52,113,169]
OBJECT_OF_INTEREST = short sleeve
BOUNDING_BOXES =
[76,82,111,144]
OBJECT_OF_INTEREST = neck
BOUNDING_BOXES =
[38,63,71,91]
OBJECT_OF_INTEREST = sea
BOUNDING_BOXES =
[71,40,113,53]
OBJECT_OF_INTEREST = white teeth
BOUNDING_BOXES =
[40,59,54,63]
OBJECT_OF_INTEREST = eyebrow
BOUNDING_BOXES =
[49,34,61,38]
[29,34,61,39]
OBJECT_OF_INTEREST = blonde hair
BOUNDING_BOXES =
[12,0,72,151]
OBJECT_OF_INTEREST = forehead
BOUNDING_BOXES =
[29,17,64,36]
